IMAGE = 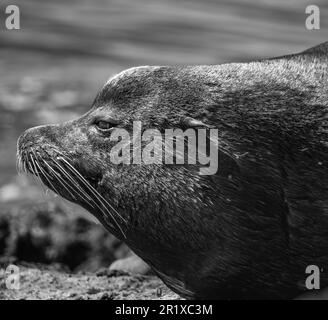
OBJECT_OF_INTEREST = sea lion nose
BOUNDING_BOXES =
[17,125,54,153]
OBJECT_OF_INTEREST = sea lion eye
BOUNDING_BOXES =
[95,120,116,131]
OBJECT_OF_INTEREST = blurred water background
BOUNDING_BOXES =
[0,0,327,270]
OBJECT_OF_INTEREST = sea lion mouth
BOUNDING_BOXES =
[17,148,127,239]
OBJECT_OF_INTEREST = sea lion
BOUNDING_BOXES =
[17,42,328,299]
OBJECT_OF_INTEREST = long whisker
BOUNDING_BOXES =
[16,153,23,176]
[42,160,78,201]
[54,160,94,201]
[52,159,95,208]
[30,151,49,195]
[58,157,126,238]
[45,149,126,224]
[30,148,127,238]
[26,156,41,182]
[27,156,51,198]
[59,157,126,221]
[35,159,62,197]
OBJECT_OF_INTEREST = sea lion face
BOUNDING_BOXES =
[17,66,232,240]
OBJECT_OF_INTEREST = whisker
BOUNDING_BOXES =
[42,160,77,201]
[59,157,125,220]
[30,152,48,195]
[53,159,95,208]
[16,154,23,176]
[24,148,127,238]
[35,159,62,197]
[58,156,127,238]
[54,161,94,201]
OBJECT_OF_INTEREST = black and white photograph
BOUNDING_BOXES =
[0,0,328,306]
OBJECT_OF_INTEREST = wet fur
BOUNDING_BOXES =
[17,42,328,299]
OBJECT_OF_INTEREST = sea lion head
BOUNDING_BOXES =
[17,53,328,299]
[17,65,238,237]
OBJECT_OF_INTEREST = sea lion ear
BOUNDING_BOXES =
[181,117,214,129]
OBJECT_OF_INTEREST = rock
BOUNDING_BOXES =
[109,254,151,275]
[0,265,180,300]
